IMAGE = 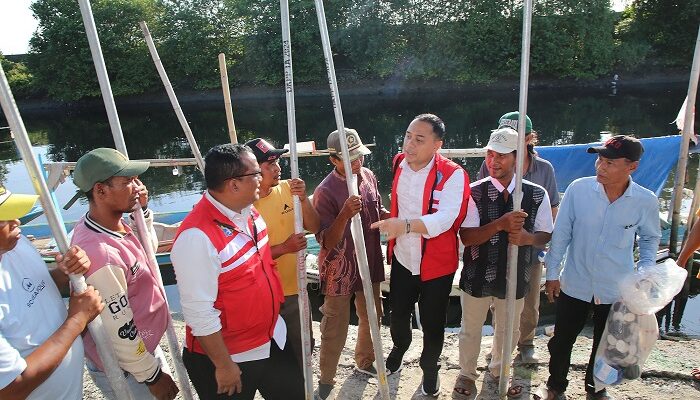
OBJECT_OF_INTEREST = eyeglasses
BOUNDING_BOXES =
[229,170,262,180]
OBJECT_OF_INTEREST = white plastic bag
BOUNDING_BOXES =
[593,259,687,391]
[619,259,688,315]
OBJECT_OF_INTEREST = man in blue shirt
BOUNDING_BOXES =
[536,135,661,400]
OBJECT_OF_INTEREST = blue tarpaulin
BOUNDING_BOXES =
[536,135,683,197]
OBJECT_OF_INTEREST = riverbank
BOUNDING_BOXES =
[8,71,691,115]
[81,318,699,399]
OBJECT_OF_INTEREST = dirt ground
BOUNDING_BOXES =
[82,318,700,399]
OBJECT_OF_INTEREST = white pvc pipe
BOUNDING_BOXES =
[279,1,315,398]
[0,62,133,400]
[498,0,533,397]
[77,2,193,397]
[312,1,390,398]
[670,25,700,253]
[140,21,205,173]
[219,53,239,144]
[77,0,126,153]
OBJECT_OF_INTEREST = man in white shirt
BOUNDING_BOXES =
[171,144,303,400]
[0,185,102,400]
[453,128,553,399]
[371,113,469,396]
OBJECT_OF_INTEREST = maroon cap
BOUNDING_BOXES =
[245,138,288,163]
[587,135,644,161]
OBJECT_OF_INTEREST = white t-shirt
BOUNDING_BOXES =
[0,236,84,399]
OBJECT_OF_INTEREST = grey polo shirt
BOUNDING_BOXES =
[477,153,560,207]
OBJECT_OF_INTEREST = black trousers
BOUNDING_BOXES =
[183,340,305,400]
[388,258,454,376]
[546,291,611,394]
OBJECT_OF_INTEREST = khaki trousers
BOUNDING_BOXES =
[518,262,543,348]
[458,292,524,380]
[319,283,382,385]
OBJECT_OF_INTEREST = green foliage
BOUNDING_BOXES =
[19,0,699,101]
[28,0,161,101]
[156,0,244,90]
[618,0,700,68]
[0,54,35,97]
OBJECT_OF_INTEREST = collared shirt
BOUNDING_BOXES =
[478,153,560,207]
[545,176,661,304]
[313,167,385,296]
[394,155,466,275]
[72,211,167,383]
[171,191,286,363]
[461,176,553,233]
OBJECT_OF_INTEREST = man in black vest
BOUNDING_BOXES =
[452,127,554,398]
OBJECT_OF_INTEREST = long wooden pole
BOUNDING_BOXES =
[140,22,206,172]
[219,53,238,144]
[0,62,133,400]
[498,0,533,397]
[312,1,390,398]
[279,1,315,398]
[77,2,194,398]
[669,25,700,254]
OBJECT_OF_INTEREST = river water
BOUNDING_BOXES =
[2,83,699,335]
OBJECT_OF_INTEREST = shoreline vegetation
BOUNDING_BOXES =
[1,0,698,110]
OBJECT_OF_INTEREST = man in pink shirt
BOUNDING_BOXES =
[70,148,179,400]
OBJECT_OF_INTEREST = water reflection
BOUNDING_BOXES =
[0,85,687,205]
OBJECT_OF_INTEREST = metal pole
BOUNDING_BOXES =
[312,1,390,398]
[0,62,133,400]
[498,0,533,397]
[669,25,700,254]
[77,3,194,397]
[77,0,126,153]
[219,53,238,144]
[279,1,314,398]
[140,21,205,172]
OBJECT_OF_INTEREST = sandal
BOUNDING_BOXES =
[507,384,524,399]
[452,375,477,399]
[532,385,566,400]
[692,368,700,382]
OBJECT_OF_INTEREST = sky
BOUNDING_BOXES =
[0,0,39,55]
[0,0,633,56]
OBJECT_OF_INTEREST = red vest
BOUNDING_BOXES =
[175,195,284,355]
[387,153,470,281]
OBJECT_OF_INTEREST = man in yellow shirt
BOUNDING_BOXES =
[246,138,321,369]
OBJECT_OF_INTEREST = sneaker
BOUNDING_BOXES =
[355,363,378,378]
[516,347,539,364]
[315,383,333,400]
[385,347,404,375]
[421,374,441,397]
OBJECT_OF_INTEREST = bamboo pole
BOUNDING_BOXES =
[219,53,238,144]
[140,21,205,172]
[279,0,314,398]
[669,25,700,254]
[498,0,533,397]
[77,2,194,398]
[312,1,390,398]
[0,62,133,400]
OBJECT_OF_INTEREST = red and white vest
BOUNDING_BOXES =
[175,195,284,355]
[387,153,470,281]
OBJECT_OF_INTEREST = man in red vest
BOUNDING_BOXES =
[171,144,303,400]
[371,113,470,396]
